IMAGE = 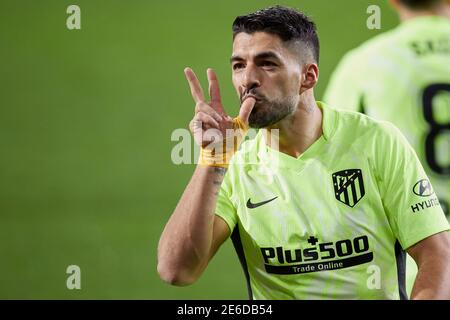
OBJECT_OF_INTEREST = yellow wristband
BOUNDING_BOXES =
[198,117,248,168]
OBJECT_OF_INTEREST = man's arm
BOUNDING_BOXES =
[408,231,450,299]
[157,68,255,286]
[157,166,230,286]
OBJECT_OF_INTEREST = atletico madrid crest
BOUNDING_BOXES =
[332,169,365,208]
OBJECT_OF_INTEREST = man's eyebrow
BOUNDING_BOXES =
[230,51,282,63]
[230,55,243,63]
[254,51,282,61]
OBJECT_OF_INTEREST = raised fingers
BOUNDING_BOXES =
[184,67,205,103]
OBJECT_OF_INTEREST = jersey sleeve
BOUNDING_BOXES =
[374,122,450,249]
[215,168,238,233]
[323,50,364,112]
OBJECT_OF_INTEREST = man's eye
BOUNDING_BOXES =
[233,63,244,70]
[261,61,276,67]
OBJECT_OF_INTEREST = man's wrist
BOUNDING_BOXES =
[198,147,233,168]
[197,117,248,168]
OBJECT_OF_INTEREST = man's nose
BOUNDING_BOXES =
[241,64,261,91]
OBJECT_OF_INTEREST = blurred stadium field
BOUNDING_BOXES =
[0,0,397,299]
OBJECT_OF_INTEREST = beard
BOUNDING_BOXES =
[246,95,297,129]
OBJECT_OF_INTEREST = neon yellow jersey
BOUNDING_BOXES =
[323,15,450,296]
[215,102,449,300]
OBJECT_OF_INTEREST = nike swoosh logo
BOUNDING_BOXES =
[246,196,278,209]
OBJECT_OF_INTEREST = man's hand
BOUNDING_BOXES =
[184,67,255,167]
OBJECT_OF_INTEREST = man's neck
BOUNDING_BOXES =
[265,94,323,158]
[399,4,450,21]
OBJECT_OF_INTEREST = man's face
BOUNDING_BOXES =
[231,32,302,128]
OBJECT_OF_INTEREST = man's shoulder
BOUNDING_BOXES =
[330,107,413,170]
[331,107,404,143]
[331,105,377,128]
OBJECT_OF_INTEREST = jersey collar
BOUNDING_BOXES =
[255,101,337,170]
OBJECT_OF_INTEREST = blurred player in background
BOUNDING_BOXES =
[324,0,450,297]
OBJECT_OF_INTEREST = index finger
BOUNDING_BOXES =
[238,97,256,125]
[184,67,205,103]
[207,68,222,104]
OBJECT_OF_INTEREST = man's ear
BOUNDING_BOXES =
[299,63,319,94]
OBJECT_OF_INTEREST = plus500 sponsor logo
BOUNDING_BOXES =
[260,235,370,264]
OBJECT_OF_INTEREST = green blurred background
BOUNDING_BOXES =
[0,0,397,299]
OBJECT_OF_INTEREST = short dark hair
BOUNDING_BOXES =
[398,0,441,9]
[232,6,320,64]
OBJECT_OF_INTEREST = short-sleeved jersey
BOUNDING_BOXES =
[323,16,450,295]
[215,102,449,300]
[324,16,450,217]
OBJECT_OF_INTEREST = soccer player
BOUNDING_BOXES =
[158,6,450,299]
[324,0,450,296]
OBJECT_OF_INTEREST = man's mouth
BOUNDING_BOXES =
[242,93,263,103]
